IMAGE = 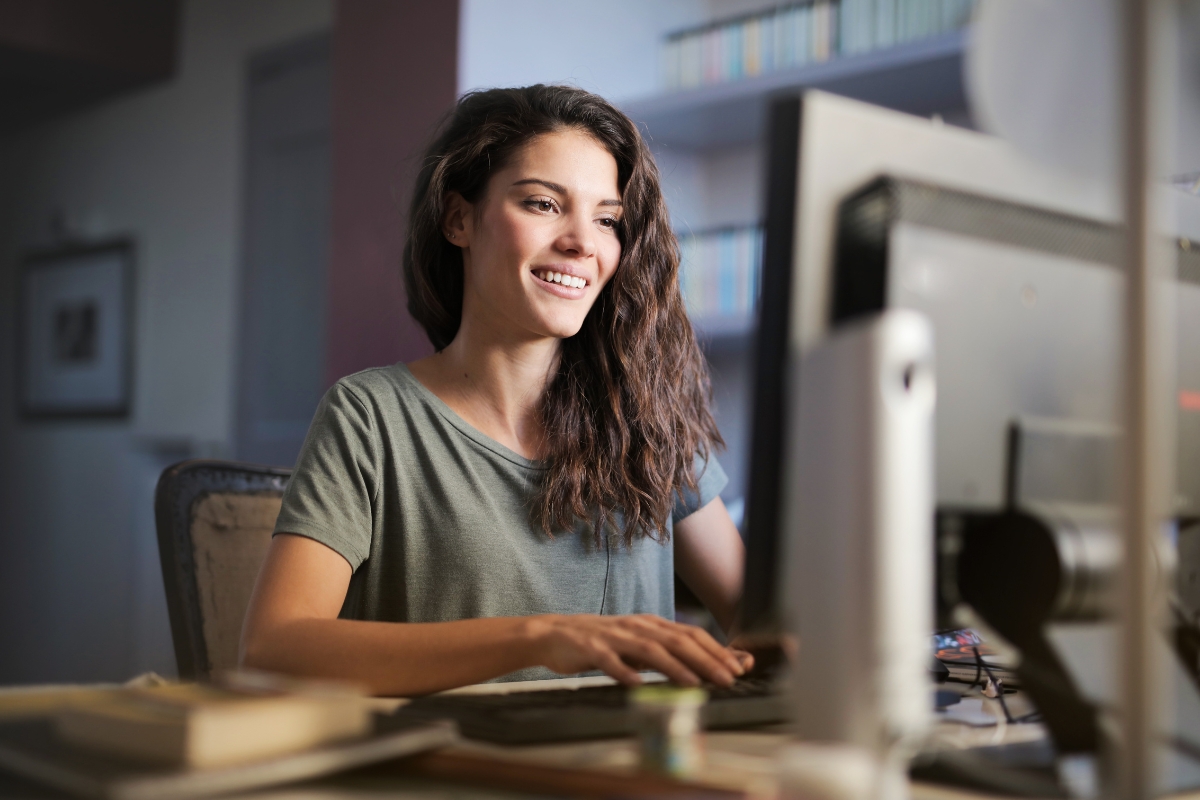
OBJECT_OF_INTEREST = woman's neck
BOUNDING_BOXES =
[408,318,559,460]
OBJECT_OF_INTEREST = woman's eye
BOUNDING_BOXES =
[598,217,620,230]
[525,198,557,213]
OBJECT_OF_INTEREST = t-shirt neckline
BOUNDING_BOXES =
[397,363,547,471]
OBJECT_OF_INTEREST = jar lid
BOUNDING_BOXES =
[629,685,709,707]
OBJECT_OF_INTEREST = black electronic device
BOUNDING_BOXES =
[739,95,802,636]
[391,676,785,745]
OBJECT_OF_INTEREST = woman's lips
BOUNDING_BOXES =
[532,269,589,297]
[534,269,588,289]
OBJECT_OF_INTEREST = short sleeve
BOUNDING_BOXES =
[671,450,728,524]
[273,382,378,570]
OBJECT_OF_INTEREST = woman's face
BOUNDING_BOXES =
[445,128,623,342]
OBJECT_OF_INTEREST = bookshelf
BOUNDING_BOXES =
[624,29,966,151]
[622,4,976,513]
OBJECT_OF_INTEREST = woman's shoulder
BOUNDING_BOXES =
[332,363,422,401]
[317,364,435,425]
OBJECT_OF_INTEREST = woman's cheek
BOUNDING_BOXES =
[601,248,621,285]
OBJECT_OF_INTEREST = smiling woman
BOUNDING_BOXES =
[239,85,751,697]
[436,131,622,347]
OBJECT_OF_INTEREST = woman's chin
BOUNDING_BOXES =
[549,323,586,340]
[533,320,586,341]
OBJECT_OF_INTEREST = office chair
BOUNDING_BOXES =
[154,459,291,680]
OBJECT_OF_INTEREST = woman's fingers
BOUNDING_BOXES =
[646,615,743,672]
[681,624,747,676]
[730,648,756,672]
[589,641,644,686]
[536,614,754,687]
[646,629,734,686]
[626,616,743,683]
[610,634,701,686]
[615,618,737,686]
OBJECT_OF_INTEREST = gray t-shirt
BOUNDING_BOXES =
[273,363,727,681]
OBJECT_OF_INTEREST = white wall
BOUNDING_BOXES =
[457,0,769,235]
[0,0,332,684]
[458,0,708,103]
[458,0,790,103]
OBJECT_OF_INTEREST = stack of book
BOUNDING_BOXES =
[679,226,763,323]
[0,674,454,799]
[662,0,977,91]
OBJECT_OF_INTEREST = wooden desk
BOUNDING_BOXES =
[0,676,1177,800]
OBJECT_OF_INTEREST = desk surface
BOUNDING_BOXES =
[0,676,1167,800]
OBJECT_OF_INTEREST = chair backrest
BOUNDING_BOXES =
[155,459,291,680]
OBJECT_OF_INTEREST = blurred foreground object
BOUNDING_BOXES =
[631,685,707,778]
[785,310,935,799]
[778,742,889,800]
[968,0,1200,181]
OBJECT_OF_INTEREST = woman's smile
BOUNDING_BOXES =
[532,266,590,296]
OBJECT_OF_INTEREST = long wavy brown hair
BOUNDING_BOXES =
[404,85,722,545]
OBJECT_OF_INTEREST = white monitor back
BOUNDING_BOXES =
[789,91,1119,358]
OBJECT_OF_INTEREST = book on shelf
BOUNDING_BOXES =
[663,0,977,91]
[680,226,763,326]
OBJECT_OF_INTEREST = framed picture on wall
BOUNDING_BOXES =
[18,239,135,418]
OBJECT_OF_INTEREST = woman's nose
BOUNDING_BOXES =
[556,212,597,258]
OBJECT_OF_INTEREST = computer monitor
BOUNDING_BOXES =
[740,90,1197,633]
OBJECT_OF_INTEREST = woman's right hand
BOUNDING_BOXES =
[526,613,752,687]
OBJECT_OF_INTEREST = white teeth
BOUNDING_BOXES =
[535,270,586,289]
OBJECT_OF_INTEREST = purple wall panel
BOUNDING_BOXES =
[326,0,457,384]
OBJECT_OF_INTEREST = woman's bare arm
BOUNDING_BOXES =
[673,497,746,635]
[239,533,747,696]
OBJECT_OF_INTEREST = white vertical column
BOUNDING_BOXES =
[1115,1,1174,798]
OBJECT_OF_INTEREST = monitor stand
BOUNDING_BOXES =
[781,309,936,799]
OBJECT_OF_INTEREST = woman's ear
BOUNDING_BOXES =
[442,192,473,248]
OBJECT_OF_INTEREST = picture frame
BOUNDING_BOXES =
[18,239,135,418]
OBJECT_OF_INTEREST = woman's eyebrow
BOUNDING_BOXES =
[512,178,567,193]
[512,178,621,207]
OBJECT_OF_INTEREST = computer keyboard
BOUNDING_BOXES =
[390,676,788,744]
